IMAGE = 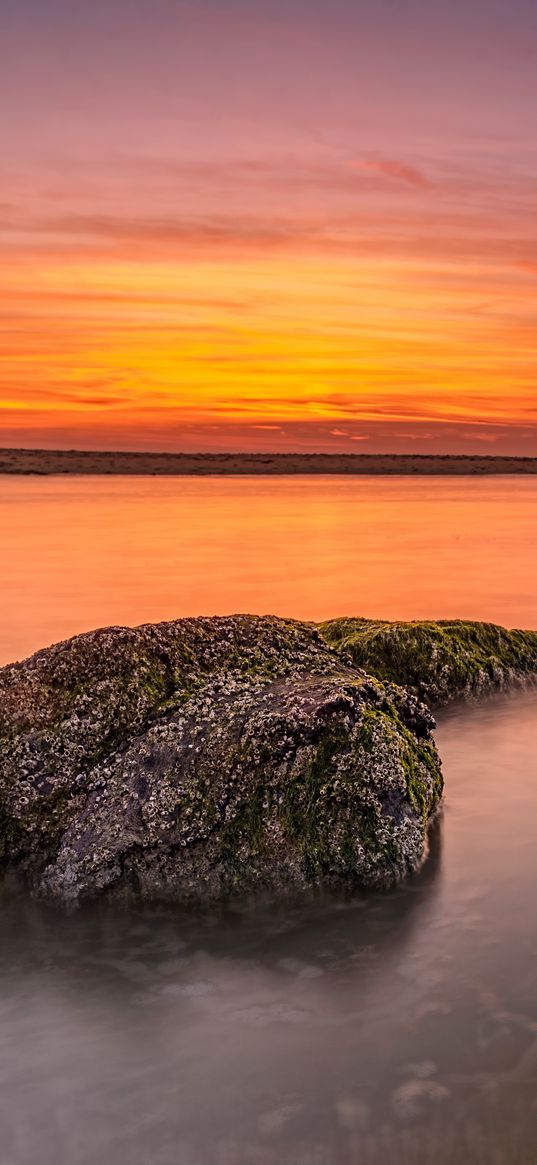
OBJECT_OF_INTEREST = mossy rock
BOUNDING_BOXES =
[0,616,441,902]
[320,618,537,705]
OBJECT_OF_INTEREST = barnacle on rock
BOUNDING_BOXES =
[0,615,443,902]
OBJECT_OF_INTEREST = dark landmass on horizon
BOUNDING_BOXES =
[3,448,537,476]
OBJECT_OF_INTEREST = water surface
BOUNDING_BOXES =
[2,692,537,1163]
[2,475,537,665]
[3,475,537,1163]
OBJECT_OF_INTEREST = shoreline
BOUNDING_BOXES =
[3,449,537,476]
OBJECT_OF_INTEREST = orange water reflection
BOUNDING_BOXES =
[1,475,537,665]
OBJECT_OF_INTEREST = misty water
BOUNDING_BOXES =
[2,692,537,1164]
[3,475,537,1162]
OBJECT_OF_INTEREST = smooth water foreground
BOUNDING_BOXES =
[3,474,537,1162]
[2,691,537,1164]
[3,475,537,665]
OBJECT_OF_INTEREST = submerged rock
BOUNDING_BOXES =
[320,618,537,706]
[0,616,441,902]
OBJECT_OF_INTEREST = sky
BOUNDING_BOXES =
[2,0,537,453]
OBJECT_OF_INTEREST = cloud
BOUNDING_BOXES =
[352,157,430,188]
[6,415,537,458]
[76,395,129,407]
[5,198,537,270]
[515,261,537,277]
[462,432,498,443]
[391,431,434,442]
[25,211,304,250]
[4,287,252,311]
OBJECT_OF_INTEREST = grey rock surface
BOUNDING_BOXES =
[0,616,442,902]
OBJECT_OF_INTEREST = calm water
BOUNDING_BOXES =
[2,693,537,1163]
[2,475,537,665]
[3,476,537,1163]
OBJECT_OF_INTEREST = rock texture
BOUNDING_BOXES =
[321,618,537,706]
[0,616,441,902]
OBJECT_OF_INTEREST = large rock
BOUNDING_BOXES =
[321,618,537,706]
[0,616,441,902]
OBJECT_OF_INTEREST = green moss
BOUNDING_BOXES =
[279,725,353,876]
[399,729,441,818]
[219,785,269,867]
[320,617,537,704]
[278,696,441,882]
[355,704,442,822]
[0,808,22,861]
[354,705,391,749]
[0,781,74,865]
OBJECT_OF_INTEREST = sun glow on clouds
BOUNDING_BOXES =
[2,0,537,452]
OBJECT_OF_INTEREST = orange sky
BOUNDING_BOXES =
[2,0,537,453]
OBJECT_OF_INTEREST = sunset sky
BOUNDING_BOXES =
[2,0,537,453]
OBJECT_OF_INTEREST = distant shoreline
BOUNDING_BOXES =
[2,448,537,476]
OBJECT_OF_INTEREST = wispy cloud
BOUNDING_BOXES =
[351,157,431,188]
